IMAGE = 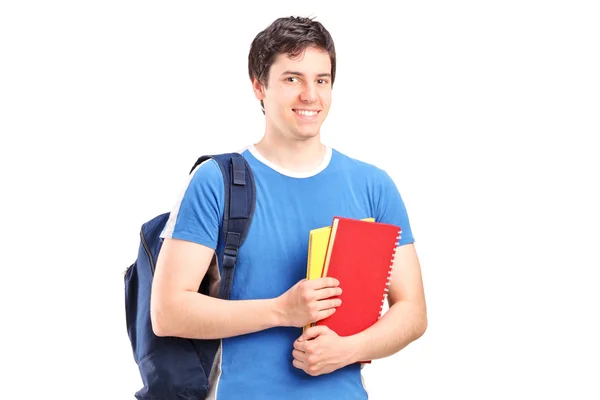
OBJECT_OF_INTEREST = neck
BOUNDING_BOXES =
[254,134,326,174]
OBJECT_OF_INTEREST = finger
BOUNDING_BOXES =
[314,308,337,323]
[293,339,306,351]
[314,286,343,301]
[309,277,339,290]
[317,298,342,311]
[322,277,340,288]
[292,358,306,371]
[292,349,307,362]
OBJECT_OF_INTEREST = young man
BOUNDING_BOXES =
[151,16,427,399]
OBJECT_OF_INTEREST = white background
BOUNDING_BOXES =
[1,1,599,399]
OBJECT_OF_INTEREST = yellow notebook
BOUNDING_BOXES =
[306,225,331,280]
[304,217,374,331]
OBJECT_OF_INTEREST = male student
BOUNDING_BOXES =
[151,16,427,399]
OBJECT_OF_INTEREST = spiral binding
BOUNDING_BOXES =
[379,228,402,318]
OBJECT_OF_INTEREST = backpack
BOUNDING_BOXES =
[124,153,256,400]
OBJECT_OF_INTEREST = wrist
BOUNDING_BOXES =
[345,334,364,364]
[270,297,288,327]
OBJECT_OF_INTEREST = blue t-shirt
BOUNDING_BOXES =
[161,145,414,400]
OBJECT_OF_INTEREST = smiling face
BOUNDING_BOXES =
[252,46,333,142]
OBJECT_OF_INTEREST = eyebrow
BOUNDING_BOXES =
[281,70,332,78]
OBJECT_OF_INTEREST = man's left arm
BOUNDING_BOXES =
[292,243,427,375]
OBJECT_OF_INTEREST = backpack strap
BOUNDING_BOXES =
[189,153,256,300]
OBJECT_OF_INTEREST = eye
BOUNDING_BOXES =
[286,77,299,83]
[317,79,329,85]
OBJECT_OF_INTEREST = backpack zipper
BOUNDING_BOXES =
[140,230,155,275]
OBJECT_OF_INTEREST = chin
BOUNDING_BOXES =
[296,125,321,138]
[296,130,320,140]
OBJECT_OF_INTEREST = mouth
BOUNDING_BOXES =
[292,109,320,118]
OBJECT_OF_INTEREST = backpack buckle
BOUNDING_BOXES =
[223,247,238,269]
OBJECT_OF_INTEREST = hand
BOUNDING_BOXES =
[276,278,342,328]
[292,325,359,376]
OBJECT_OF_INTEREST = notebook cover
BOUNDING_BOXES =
[316,216,401,339]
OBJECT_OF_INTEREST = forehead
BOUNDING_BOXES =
[270,47,332,75]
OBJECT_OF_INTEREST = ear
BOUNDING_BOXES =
[251,77,265,101]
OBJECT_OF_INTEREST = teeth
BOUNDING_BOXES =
[295,110,318,116]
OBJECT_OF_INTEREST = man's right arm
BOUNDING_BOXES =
[150,238,342,339]
[150,238,281,339]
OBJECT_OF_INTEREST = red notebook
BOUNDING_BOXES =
[316,216,401,344]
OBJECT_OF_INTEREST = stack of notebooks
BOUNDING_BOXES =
[305,216,402,363]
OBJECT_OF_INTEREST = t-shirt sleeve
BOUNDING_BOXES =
[374,170,415,246]
[160,159,224,250]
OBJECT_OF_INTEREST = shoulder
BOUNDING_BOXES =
[186,158,225,194]
[190,157,223,181]
[173,157,226,215]
[160,157,226,245]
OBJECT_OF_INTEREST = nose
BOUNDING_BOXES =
[300,83,318,103]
